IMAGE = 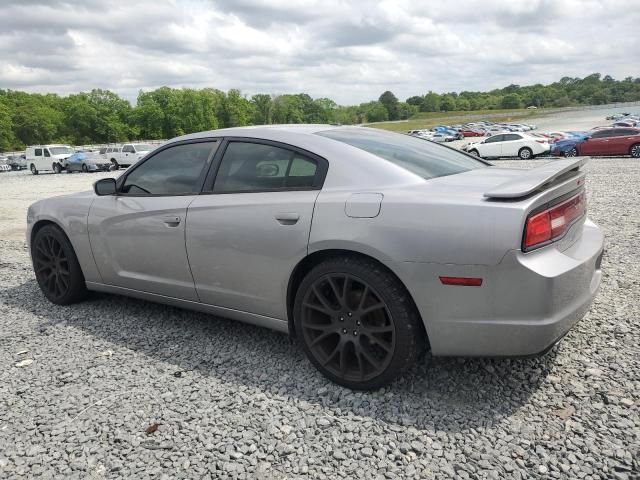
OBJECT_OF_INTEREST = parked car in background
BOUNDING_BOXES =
[465,133,550,159]
[26,145,75,175]
[110,143,154,169]
[459,129,485,137]
[564,128,640,157]
[0,156,10,172]
[429,132,456,143]
[63,152,112,173]
[7,154,27,170]
[550,132,591,157]
[26,125,603,390]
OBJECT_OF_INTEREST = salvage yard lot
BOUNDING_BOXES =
[0,158,638,478]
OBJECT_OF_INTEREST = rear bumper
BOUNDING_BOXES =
[396,218,604,357]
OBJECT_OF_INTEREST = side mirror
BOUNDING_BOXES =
[94,178,117,196]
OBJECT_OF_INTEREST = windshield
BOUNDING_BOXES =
[316,128,487,179]
[49,146,74,155]
[133,144,152,152]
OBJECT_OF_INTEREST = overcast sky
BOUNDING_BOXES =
[0,0,638,104]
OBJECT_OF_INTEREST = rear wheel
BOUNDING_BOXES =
[294,256,424,390]
[31,225,87,305]
[518,147,533,160]
[566,147,578,157]
[630,144,640,158]
[30,164,38,175]
[111,158,119,170]
[81,163,89,172]
[469,149,480,157]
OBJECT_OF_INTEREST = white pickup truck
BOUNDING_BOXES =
[107,143,153,169]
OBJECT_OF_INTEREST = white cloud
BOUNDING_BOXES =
[0,0,637,104]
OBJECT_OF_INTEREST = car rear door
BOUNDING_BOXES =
[185,138,327,319]
[499,134,522,157]
[610,129,637,155]
[88,140,218,300]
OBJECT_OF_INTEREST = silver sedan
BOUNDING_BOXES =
[26,126,604,389]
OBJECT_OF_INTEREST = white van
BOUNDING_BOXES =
[26,145,75,174]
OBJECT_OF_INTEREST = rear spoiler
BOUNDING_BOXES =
[484,157,588,199]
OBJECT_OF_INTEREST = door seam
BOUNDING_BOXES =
[184,196,202,303]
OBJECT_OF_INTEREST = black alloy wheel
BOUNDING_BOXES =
[30,164,38,175]
[82,163,89,172]
[32,225,87,305]
[630,144,640,158]
[566,147,578,157]
[294,256,424,390]
[53,163,62,173]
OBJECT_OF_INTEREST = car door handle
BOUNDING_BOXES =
[275,212,300,225]
[162,216,181,227]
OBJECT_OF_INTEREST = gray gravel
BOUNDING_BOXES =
[1,159,639,479]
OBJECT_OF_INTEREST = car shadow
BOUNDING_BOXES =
[3,279,561,433]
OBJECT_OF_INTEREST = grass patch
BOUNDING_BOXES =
[366,108,545,132]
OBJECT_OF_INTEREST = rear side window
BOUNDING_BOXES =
[503,134,522,141]
[485,135,504,143]
[213,142,319,192]
[44,149,51,157]
[34,148,42,156]
[122,145,134,153]
[317,128,486,180]
[121,141,217,195]
[592,130,615,138]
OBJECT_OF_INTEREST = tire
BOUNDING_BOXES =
[81,163,89,173]
[53,163,62,174]
[469,149,480,157]
[111,158,119,170]
[566,147,578,157]
[518,147,533,160]
[630,144,640,158]
[30,164,38,175]
[31,224,88,305]
[293,256,425,390]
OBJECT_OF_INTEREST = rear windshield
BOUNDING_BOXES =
[316,128,487,179]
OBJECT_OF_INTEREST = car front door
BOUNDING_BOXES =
[480,135,504,157]
[580,130,613,155]
[88,140,218,300]
[186,139,327,319]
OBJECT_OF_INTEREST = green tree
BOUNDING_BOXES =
[422,92,440,112]
[251,94,273,124]
[378,91,399,120]
[0,100,15,150]
[500,93,523,109]
[439,94,457,111]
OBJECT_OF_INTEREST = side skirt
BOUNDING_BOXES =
[85,282,290,334]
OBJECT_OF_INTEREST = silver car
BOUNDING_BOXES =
[26,126,604,389]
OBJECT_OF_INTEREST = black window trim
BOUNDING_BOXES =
[201,137,329,195]
[115,138,220,197]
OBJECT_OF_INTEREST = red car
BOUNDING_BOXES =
[568,128,640,157]
[459,129,485,137]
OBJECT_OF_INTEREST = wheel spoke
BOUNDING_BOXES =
[36,243,51,259]
[369,336,393,352]
[327,277,343,306]
[312,286,335,312]
[360,348,382,371]
[360,302,386,316]
[309,330,336,348]
[357,285,369,311]
[363,324,394,334]
[303,301,334,317]
[301,320,334,332]
[322,343,341,366]
[355,350,365,380]
[338,343,348,376]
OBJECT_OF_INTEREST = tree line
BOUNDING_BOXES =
[1,73,639,150]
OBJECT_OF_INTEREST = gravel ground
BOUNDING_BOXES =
[0,159,639,479]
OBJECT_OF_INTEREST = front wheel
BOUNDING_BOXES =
[518,147,533,160]
[81,163,89,172]
[565,147,578,157]
[468,149,480,157]
[294,256,424,390]
[31,224,87,305]
[53,163,62,174]
[630,144,640,158]
[30,164,38,175]
[111,159,119,170]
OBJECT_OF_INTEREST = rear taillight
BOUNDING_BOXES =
[523,190,586,251]
[535,139,548,144]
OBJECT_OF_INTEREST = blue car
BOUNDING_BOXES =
[550,132,591,157]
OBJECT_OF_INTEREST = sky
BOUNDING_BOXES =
[0,0,638,105]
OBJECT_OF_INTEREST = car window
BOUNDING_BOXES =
[35,148,42,156]
[122,145,134,153]
[485,135,504,143]
[121,141,217,195]
[44,149,51,157]
[502,134,521,141]
[592,130,615,139]
[316,128,486,180]
[214,142,319,192]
